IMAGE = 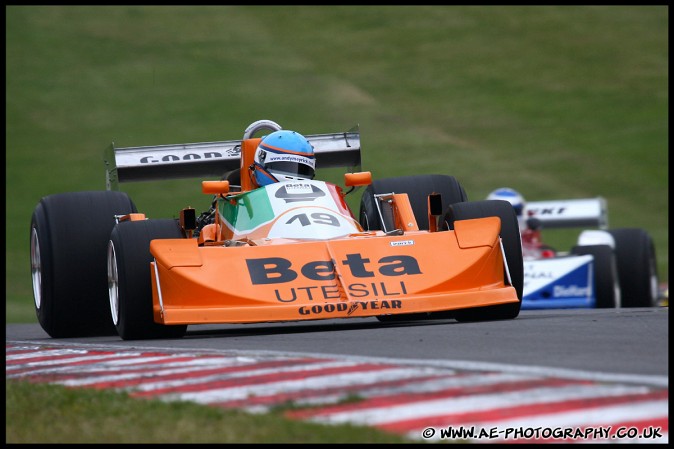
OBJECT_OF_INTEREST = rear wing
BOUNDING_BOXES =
[524,197,608,229]
[104,130,361,190]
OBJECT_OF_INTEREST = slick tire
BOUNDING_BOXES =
[570,245,620,308]
[443,200,524,322]
[30,191,137,338]
[359,174,467,232]
[607,228,659,307]
[108,219,187,340]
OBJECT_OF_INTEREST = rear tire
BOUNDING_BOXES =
[607,228,659,307]
[443,200,524,322]
[30,191,136,338]
[108,219,188,340]
[571,245,620,308]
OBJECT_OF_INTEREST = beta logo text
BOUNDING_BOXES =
[246,253,421,284]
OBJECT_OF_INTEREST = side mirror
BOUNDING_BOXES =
[202,180,230,195]
[344,171,372,187]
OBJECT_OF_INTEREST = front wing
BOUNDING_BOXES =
[149,217,519,324]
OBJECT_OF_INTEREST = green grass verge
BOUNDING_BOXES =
[6,379,414,443]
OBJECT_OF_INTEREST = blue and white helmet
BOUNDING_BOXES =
[487,187,526,217]
[252,130,316,187]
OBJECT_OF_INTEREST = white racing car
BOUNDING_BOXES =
[487,188,660,310]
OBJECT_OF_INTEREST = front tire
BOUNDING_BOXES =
[108,219,187,340]
[30,191,136,338]
[443,200,524,322]
[607,228,659,307]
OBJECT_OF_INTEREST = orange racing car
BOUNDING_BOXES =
[30,120,524,340]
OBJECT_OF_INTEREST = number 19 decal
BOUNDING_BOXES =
[286,213,339,227]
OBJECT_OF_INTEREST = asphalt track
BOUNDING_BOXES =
[6,307,668,443]
[6,307,668,376]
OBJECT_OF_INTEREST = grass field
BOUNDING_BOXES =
[5,5,668,443]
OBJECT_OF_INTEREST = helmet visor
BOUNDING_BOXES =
[266,161,315,179]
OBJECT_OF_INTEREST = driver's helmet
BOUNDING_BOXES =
[487,187,526,228]
[251,130,315,187]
